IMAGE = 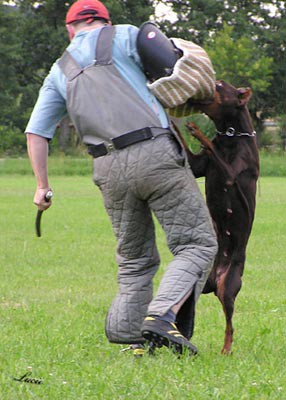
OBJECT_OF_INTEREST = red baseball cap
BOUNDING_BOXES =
[66,0,110,24]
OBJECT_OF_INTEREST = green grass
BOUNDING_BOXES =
[0,156,92,176]
[258,150,286,177]
[0,175,286,399]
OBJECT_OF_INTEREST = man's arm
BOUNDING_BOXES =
[26,133,52,211]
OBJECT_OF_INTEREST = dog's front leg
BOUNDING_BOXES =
[186,122,236,185]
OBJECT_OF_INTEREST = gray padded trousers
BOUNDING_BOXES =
[92,133,218,344]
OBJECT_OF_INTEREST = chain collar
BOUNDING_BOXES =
[216,127,256,137]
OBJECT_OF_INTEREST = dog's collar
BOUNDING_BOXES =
[216,127,256,137]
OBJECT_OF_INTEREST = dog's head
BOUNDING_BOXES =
[198,80,252,120]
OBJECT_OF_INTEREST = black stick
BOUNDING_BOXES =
[35,190,53,237]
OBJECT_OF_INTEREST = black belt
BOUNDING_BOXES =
[87,127,171,158]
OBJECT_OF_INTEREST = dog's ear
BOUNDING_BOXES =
[237,87,252,106]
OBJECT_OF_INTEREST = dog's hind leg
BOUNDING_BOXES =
[216,260,244,354]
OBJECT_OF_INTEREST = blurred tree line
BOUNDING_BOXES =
[0,0,285,155]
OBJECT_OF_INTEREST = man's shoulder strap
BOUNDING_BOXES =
[58,25,116,79]
[95,25,115,65]
[58,51,81,80]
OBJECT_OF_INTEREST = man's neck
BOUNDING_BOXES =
[75,21,106,35]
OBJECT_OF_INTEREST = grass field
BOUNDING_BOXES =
[0,173,286,399]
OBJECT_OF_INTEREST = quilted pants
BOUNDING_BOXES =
[92,134,217,344]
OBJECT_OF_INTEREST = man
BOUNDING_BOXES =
[26,0,217,355]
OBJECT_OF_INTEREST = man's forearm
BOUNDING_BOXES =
[26,133,49,189]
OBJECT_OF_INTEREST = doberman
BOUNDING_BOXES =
[181,80,259,353]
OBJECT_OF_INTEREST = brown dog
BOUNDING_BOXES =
[181,80,259,353]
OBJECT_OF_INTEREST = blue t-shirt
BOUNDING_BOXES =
[25,24,169,139]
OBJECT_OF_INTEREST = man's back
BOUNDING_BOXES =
[58,25,165,145]
[26,24,168,141]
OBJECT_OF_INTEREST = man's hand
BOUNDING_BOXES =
[34,188,53,211]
